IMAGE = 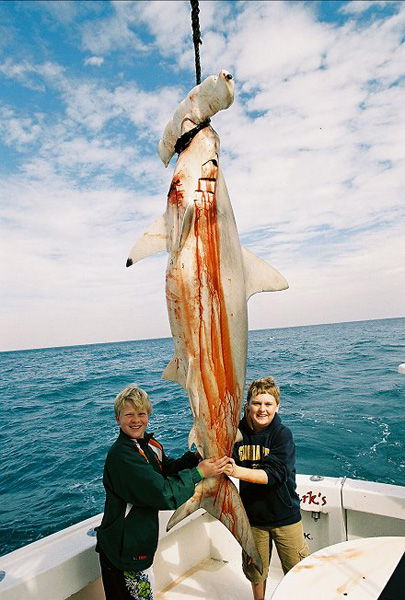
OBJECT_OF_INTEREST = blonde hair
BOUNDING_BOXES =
[114,384,152,417]
[247,376,280,405]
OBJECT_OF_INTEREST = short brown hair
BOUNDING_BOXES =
[247,376,280,405]
[114,384,152,417]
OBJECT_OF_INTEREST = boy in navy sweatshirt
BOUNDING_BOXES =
[226,376,309,600]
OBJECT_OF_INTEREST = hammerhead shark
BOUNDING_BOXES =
[127,71,288,570]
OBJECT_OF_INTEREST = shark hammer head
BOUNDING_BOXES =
[158,70,235,167]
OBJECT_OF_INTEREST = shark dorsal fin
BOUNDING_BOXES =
[242,247,288,300]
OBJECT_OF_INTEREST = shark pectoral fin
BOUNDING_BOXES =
[168,477,263,575]
[162,357,186,387]
[126,214,168,267]
[177,202,195,250]
[242,247,289,299]
[235,428,243,443]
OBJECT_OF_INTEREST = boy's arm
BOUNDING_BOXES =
[161,450,199,476]
[106,444,201,510]
[106,445,228,510]
[228,461,268,484]
[231,427,294,486]
[229,446,268,483]
[260,428,294,485]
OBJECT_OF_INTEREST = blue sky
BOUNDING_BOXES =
[1,0,404,351]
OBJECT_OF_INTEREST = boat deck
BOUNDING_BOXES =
[153,509,285,600]
[156,556,283,600]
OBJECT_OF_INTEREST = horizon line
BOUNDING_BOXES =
[1,315,403,354]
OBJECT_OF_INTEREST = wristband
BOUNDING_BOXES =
[196,466,204,480]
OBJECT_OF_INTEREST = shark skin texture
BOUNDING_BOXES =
[126,72,288,573]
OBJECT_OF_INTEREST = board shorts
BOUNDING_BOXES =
[242,520,309,584]
[124,568,155,599]
[99,551,155,599]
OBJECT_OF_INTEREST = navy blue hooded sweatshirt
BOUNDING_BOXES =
[232,413,301,528]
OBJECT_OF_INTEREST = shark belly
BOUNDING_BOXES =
[163,140,262,571]
[165,165,247,459]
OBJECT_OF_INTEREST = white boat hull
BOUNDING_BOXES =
[1,476,404,599]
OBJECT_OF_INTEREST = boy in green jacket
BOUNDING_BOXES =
[96,384,229,600]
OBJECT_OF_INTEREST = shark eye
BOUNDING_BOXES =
[226,73,233,80]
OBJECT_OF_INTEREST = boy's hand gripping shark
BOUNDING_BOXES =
[127,71,288,571]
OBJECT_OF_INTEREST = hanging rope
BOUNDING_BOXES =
[190,0,202,85]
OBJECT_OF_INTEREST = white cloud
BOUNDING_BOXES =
[202,3,405,242]
[77,0,224,73]
[0,24,15,53]
[0,57,182,141]
[84,56,104,67]
[340,1,399,15]
[0,1,404,350]
[80,1,147,55]
[0,163,171,350]
[0,58,64,91]
[37,0,78,24]
[0,107,43,147]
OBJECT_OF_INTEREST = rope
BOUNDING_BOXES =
[190,0,202,85]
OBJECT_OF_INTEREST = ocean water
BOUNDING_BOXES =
[1,317,404,557]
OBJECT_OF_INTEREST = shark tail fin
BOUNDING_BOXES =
[126,214,168,267]
[167,475,263,574]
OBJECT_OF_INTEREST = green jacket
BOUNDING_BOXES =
[96,430,201,572]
